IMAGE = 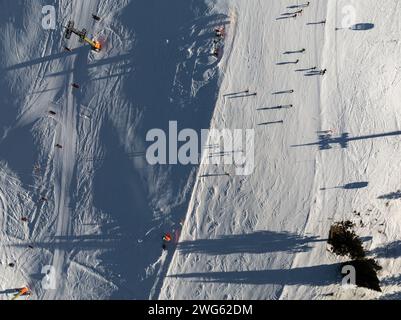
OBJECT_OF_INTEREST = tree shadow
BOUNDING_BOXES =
[177,231,326,255]
[169,263,342,286]
[380,291,401,300]
[370,241,401,259]
[380,274,401,286]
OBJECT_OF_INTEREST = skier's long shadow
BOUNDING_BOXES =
[258,121,284,126]
[370,240,401,259]
[378,190,401,200]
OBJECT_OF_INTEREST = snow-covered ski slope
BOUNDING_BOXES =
[161,0,401,300]
[1,0,401,301]
[0,0,223,299]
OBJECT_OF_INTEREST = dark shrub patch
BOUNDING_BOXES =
[328,221,365,259]
[329,220,382,292]
[342,259,382,292]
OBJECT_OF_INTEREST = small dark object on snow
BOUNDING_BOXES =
[8,263,15,267]
[92,14,101,21]
[71,83,80,89]
[21,217,28,222]
[162,244,167,250]
[214,27,224,38]
[212,47,220,58]
[55,144,63,149]
[49,111,56,116]
[64,46,72,52]
[41,197,48,202]
[28,245,34,249]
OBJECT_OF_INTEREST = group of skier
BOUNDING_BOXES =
[279,2,327,109]
[211,26,225,58]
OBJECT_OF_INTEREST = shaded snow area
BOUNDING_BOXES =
[0,0,223,299]
[1,0,401,301]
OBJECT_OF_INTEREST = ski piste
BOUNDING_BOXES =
[1,0,398,302]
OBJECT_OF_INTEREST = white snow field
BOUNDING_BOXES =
[0,0,401,300]
[161,0,401,300]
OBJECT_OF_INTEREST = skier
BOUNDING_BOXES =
[12,287,31,300]
[21,217,28,222]
[163,233,172,242]
[211,47,220,58]
[71,83,80,89]
[92,14,101,21]
[48,111,57,116]
[320,68,327,75]
[162,233,172,250]
[214,27,224,38]
[55,144,63,149]
[300,48,306,53]
[41,196,48,202]
[18,287,31,296]
[64,46,72,52]
[295,59,299,64]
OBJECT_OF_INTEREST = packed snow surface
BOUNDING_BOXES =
[1,0,401,300]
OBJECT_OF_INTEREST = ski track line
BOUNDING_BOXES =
[42,71,75,300]
[41,0,99,300]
